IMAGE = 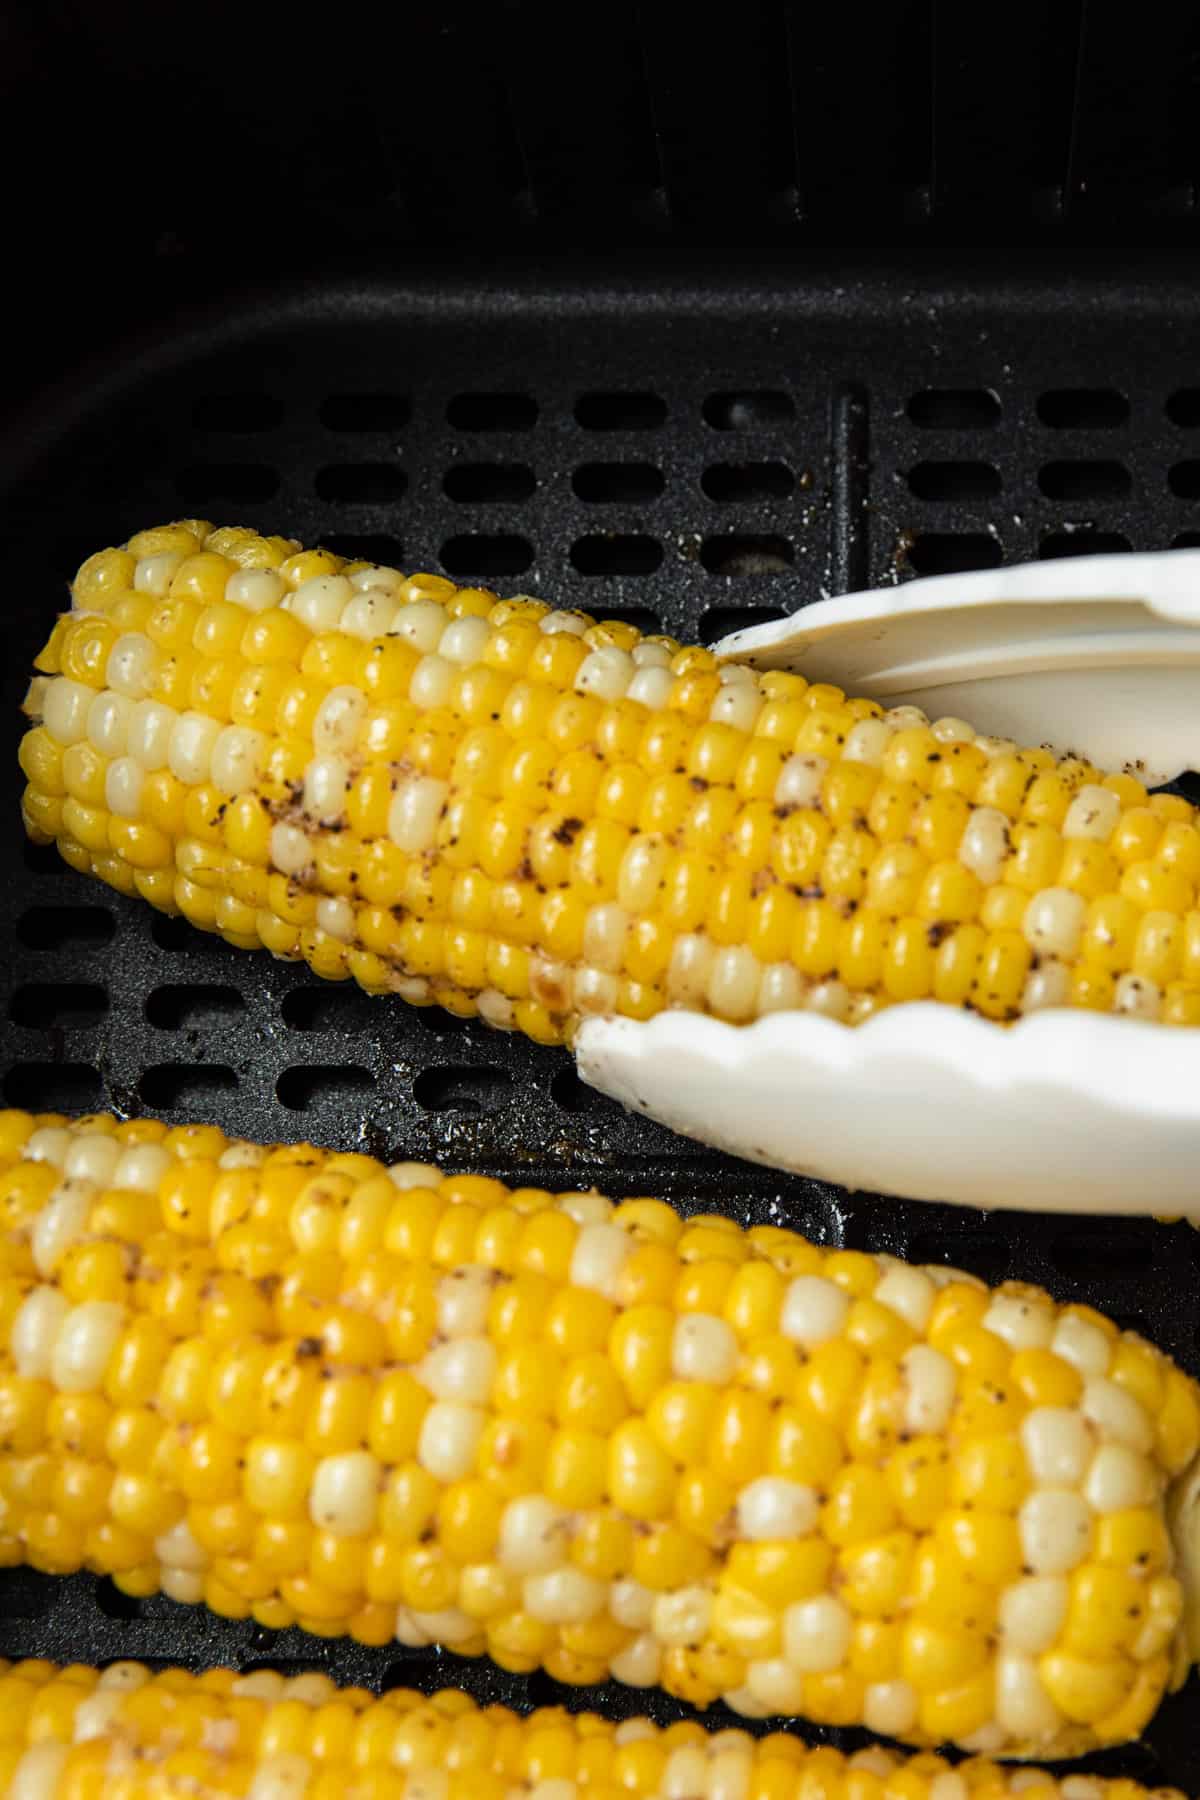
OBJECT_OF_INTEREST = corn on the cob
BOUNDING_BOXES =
[2,1111,1199,1759]
[3,1661,1185,1800]
[19,524,1200,1037]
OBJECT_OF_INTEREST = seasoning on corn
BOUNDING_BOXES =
[21,523,1200,1040]
[4,1660,1189,1800]
[3,1112,1200,1760]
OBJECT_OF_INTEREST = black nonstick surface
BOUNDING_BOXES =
[1,259,1198,1786]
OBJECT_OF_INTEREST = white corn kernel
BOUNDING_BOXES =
[1052,1313,1113,1378]
[340,592,400,638]
[632,641,672,667]
[781,1276,849,1348]
[998,1575,1069,1653]
[127,700,176,770]
[11,1286,70,1379]
[476,988,516,1030]
[43,677,92,745]
[667,933,714,1005]
[804,979,852,1021]
[783,1595,852,1672]
[290,574,353,631]
[1021,1407,1094,1484]
[499,1496,571,1574]
[310,1451,382,1536]
[572,966,619,1015]
[976,735,1017,757]
[87,690,132,756]
[863,1680,919,1739]
[313,686,367,755]
[106,633,155,698]
[154,1517,208,1572]
[1081,1377,1154,1451]
[303,754,351,823]
[582,902,629,973]
[609,1633,662,1687]
[226,568,286,611]
[270,822,313,878]
[315,896,355,942]
[996,1654,1063,1742]
[96,1662,150,1692]
[416,1401,483,1482]
[576,646,635,702]
[72,1691,124,1742]
[51,1299,125,1392]
[756,963,804,1013]
[735,1476,818,1540]
[900,1344,957,1435]
[958,806,1011,884]
[559,1192,614,1226]
[931,716,975,743]
[524,1566,607,1624]
[875,1265,935,1332]
[885,705,930,730]
[1083,1444,1156,1513]
[709,683,761,731]
[570,1223,633,1300]
[418,1336,497,1406]
[1022,958,1071,1013]
[211,726,266,796]
[1018,1488,1093,1575]
[103,755,145,818]
[160,1569,205,1605]
[743,1659,805,1713]
[387,1162,444,1189]
[1114,972,1163,1021]
[539,610,589,636]
[32,1186,91,1276]
[113,1144,173,1193]
[440,616,492,666]
[389,599,447,652]
[349,565,401,593]
[707,946,761,1021]
[168,711,221,784]
[610,1577,655,1629]
[410,654,454,709]
[627,666,675,709]
[248,1755,313,1800]
[709,1751,753,1800]
[23,1126,70,1166]
[218,1143,269,1171]
[842,718,890,765]
[1063,784,1121,841]
[63,1131,119,1185]
[436,1268,495,1337]
[1023,887,1086,960]
[10,1746,69,1800]
[983,1290,1055,1352]
[135,551,187,596]
[672,1313,739,1384]
[775,755,827,810]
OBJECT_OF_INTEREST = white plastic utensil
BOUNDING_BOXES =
[713,549,1200,786]
[575,550,1200,1215]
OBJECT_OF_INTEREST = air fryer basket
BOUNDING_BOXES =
[2,261,1200,1785]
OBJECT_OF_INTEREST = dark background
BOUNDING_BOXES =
[3,2,1200,1789]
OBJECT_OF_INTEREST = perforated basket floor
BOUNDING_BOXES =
[2,259,1200,1787]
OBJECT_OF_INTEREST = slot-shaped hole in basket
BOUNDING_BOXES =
[444,463,537,503]
[276,1065,377,1110]
[700,535,793,574]
[1041,530,1132,559]
[139,1065,238,1108]
[315,464,407,503]
[1050,1233,1156,1278]
[702,462,795,502]
[572,535,663,575]
[18,905,115,950]
[907,461,1002,501]
[907,388,1001,428]
[320,393,411,431]
[1167,389,1200,427]
[413,1066,514,1113]
[576,392,667,430]
[145,984,246,1029]
[704,391,794,430]
[447,393,537,431]
[551,1067,620,1112]
[573,462,665,503]
[906,534,1003,574]
[1039,461,1131,500]
[9,983,109,1029]
[4,1063,103,1109]
[281,987,378,1032]
[441,535,534,576]
[1038,389,1129,429]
